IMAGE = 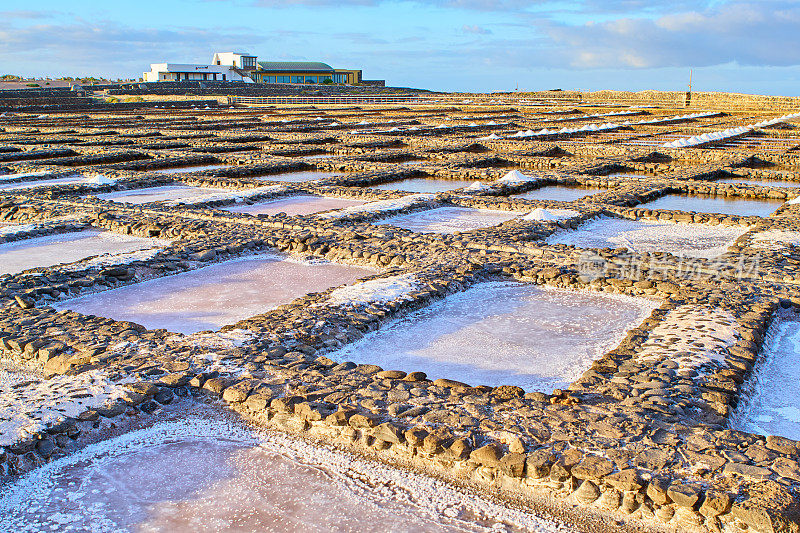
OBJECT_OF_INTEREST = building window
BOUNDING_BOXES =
[333,74,346,83]
[241,57,256,69]
[276,75,289,83]
[305,76,316,84]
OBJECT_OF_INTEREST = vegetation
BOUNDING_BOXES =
[1,74,21,81]
[26,83,40,87]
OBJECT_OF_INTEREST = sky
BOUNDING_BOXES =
[1,0,799,94]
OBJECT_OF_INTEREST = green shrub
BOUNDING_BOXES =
[26,83,39,87]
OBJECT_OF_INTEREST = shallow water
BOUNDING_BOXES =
[641,193,782,217]
[94,185,230,205]
[546,217,749,258]
[512,186,605,202]
[730,316,800,441]
[155,164,231,174]
[223,195,367,216]
[329,281,657,391]
[0,230,164,275]
[370,178,475,193]
[255,171,338,183]
[54,254,373,333]
[0,418,571,533]
[377,206,522,233]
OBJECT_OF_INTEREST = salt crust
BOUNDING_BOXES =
[0,370,127,447]
[319,273,421,307]
[317,194,436,219]
[637,305,739,371]
[0,418,572,532]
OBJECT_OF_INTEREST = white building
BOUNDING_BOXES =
[143,52,257,82]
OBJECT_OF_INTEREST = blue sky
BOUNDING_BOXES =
[1,0,799,94]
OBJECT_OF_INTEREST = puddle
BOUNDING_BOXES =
[53,254,373,334]
[546,217,750,258]
[0,418,570,533]
[255,171,338,183]
[329,281,657,391]
[155,164,231,174]
[301,154,335,160]
[377,206,522,233]
[370,178,475,193]
[512,186,605,202]
[94,185,230,205]
[223,195,367,216]
[716,178,800,188]
[730,314,800,441]
[641,193,782,217]
[0,230,164,275]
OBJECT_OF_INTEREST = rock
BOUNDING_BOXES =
[222,380,253,403]
[158,372,190,387]
[404,372,428,382]
[376,370,406,379]
[202,377,232,395]
[526,449,555,479]
[373,422,404,444]
[470,443,502,467]
[35,439,56,458]
[572,455,614,481]
[766,435,800,455]
[731,480,800,533]
[699,490,732,517]
[667,482,702,509]
[14,295,34,309]
[499,452,526,477]
[348,413,379,428]
[647,476,671,505]
[404,427,428,447]
[772,457,800,481]
[606,468,644,492]
[245,391,272,411]
[492,385,524,400]
[723,462,772,481]
[432,378,470,389]
[449,438,471,460]
[575,480,601,504]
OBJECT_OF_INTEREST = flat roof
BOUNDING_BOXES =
[257,61,334,72]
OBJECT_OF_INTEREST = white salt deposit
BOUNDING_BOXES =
[522,208,579,222]
[0,418,572,533]
[378,207,523,234]
[546,217,749,258]
[94,185,230,205]
[224,195,367,216]
[0,230,166,275]
[165,185,285,206]
[0,174,113,191]
[750,229,800,249]
[318,194,435,219]
[328,281,657,391]
[497,170,536,185]
[54,253,374,334]
[464,181,492,192]
[320,273,420,307]
[663,112,800,148]
[730,314,800,440]
[0,223,37,236]
[637,306,738,370]
[0,370,127,447]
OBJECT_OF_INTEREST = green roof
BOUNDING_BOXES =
[257,61,334,72]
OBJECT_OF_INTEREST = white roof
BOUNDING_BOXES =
[149,63,232,73]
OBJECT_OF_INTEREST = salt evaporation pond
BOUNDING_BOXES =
[546,217,750,259]
[54,254,373,333]
[0,230,164,275]
[730,315,800,441]
[94,185,229,204]
[329,281,657,391]
[513,186,605,202]
[155,164,232,174]
[0,418,570,533]
[641,193,782,217]
[378,206,522,234]
[0,174,90,191]
[716,178,800,188]
[370,178,476,193]
[256,170,338,183]
[223,194,367,216]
